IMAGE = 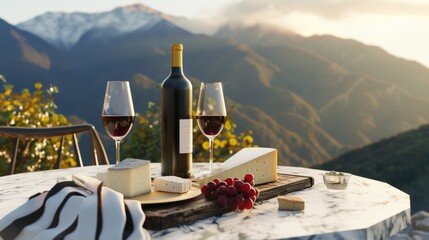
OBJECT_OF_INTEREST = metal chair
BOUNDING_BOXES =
[0,124,109,175]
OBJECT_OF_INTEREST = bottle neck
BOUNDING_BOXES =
[171,49,183,75]
[171,50,183,68]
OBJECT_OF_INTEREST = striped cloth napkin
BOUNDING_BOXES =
[0,174,150,240]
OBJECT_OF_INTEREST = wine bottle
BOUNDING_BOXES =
[161,43,193,178]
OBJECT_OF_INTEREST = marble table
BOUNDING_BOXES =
[0,163,410,239]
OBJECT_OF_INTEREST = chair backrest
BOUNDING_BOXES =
[0,124,109,175]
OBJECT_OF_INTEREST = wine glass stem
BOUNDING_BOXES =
[115,140,121,164]
[209,138,213,172]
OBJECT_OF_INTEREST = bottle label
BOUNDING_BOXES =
[179,119,193,153]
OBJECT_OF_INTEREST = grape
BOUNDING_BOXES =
[244,173,254,182]
[204,192,211,198]
[207,181,216,191]
[211,189,220,200]
[202,174,260,212]
[226,185,237,196]
[201,185,210,197]
[238,203,245,211]
[225,178,234,186]
[247,188,256,198]
[233,180,244,191]
[234,195,245,206]
[218,194,228,207]
[227,195,239,210]
[218,185,227,195]
[249,180,255,187]
[217,181,227,188]
[227,196,234,209]
[241,182,251,194]
[244,198,254,210]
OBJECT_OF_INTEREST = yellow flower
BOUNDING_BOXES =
[41,115,50,123]
[34,82,42,89]
[229,138,238,146]
[243,135,254,147]
[243,135,253,143]
[139,116,148,124]
[52,114,59,122]
[4,89,12,96]
[220,140,227,148]
[213,139,220,149]
[224,120,232,131]
[59,115,68,124]
[202,141,210,150]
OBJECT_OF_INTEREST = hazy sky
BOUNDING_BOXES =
[1,0,428,67]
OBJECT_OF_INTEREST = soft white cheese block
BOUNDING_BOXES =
[153,176,192,193]
[198,148,278,187]
[106,158,151,198]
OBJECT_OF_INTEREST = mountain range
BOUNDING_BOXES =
[1,4,429,169]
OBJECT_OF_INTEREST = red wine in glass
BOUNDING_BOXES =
[102,115,135,139]
[196,115,226,137]
[196,82,227,176]
[102,81,135,164]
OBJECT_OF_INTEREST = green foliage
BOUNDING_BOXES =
[122,102,161,162]
[122,101,257,162]
[0,78,75,176]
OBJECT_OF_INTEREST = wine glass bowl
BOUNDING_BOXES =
[196,82,227,175]
[102,116,135,140]
[196,116,226,138]
[102,81,135,164]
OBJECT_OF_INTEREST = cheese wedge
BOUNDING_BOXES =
[153,176,192,193]
[278,196,305,211]
[106,158,151,198]
[198,148,278,187]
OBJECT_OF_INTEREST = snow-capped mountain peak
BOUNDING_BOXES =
[117,4,162,15]
[17,4,165,50]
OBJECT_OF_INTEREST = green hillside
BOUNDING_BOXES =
[317,124,429,212]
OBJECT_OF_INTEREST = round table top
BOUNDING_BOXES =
[0,163,410,239]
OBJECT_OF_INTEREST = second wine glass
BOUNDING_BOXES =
[196,82,227,174]
[101,81,135,164]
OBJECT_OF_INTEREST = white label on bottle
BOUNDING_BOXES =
[180,119,193,154]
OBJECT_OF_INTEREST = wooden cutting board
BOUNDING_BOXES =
[142,173,314,230]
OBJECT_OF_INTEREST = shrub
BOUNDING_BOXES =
[0,77,75,175]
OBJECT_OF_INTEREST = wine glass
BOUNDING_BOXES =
[196,82,227,175]
[102,81,135,164]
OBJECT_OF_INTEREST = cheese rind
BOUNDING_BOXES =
[153,176,192,193]
[278,196,305,211]
[106,158,151,197]
[198,148,278,187]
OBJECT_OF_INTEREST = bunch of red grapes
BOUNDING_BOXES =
[200,173,259,211]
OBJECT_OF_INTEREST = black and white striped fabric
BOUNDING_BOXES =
[0,174,150,240]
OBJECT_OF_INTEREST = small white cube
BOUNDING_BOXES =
[106,158,151,197]
[153,176,192,193]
